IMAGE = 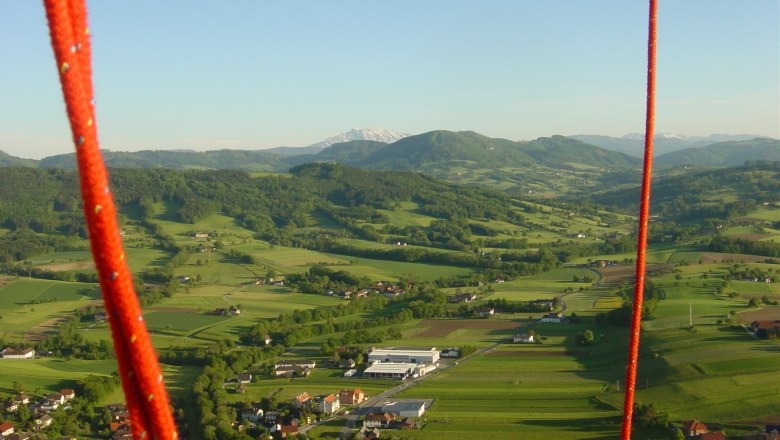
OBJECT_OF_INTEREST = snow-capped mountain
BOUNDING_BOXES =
[307,128,410,150]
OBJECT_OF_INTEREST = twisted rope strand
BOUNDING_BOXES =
[620,1,658,439]
[43,1,177,438]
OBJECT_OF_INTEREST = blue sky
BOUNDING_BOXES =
[1,1,778,159]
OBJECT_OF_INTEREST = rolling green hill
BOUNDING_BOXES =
[655,137,780,167]
[362,130,535,169]
[588,161,780,222]
[0,150,36,167]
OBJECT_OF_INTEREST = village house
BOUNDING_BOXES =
[762,425,780,440]
[13,394,30,405]
[353,289,370,299]
[112,426,133,440]
[270,421,299,438]
[752,320,780,333]
[1,348,35,359]
[477,307,495,318]
[338,358,356,369]
[540,312,564,323]
[294,392,313,408]
[383,289,405,299]
[448,292,477,303]
[275,360,316,369]
[364,412,395,429]
[4,399,19,413]
[46,393,65,405]
[240,407,264,423]
[339,389,365,405]
[33,414,53,431]
[530,299,554,311]
[237,373,252,383]
[274,365,310,378]
[440,348,459,358]
[513,333,535,343]
[318,394,340,415]
[193,232,210,238]
[357,426,381,439]
[0,422,15,437]
[683,420,709,437]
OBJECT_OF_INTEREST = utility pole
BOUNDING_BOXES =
[689,302,693,327]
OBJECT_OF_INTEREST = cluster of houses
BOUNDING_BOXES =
[587,259,619,268]
[209,305,242,316]
[106,403,132,439]
[254,277,286,287]
[233,389,367,438]
[677,420,780,439]
[1,389,76,438]
[329,282,409,300]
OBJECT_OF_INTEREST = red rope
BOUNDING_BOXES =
[620,1,658,439]
[43,1,177,438]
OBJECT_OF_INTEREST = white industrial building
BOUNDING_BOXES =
[367,347,440,364]
[380,400,427,418]
[362,362,437,380]
[362,362,417,380]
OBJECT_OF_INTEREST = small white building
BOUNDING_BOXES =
[2,348,35,359]
[513,333,535,343]
[540,313,563,323]
[381,400,427,418]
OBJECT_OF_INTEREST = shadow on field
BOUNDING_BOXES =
[518,416,621,440]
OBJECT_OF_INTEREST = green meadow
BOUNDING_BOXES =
[0,278,100,340]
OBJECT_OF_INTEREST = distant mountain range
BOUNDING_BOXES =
[1,129,777,172]
[568,133,765,157]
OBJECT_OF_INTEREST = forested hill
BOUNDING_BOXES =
[38,149,290,171]
[0,163,518,250]
[654,137,780,167]
[587,161,780,221]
